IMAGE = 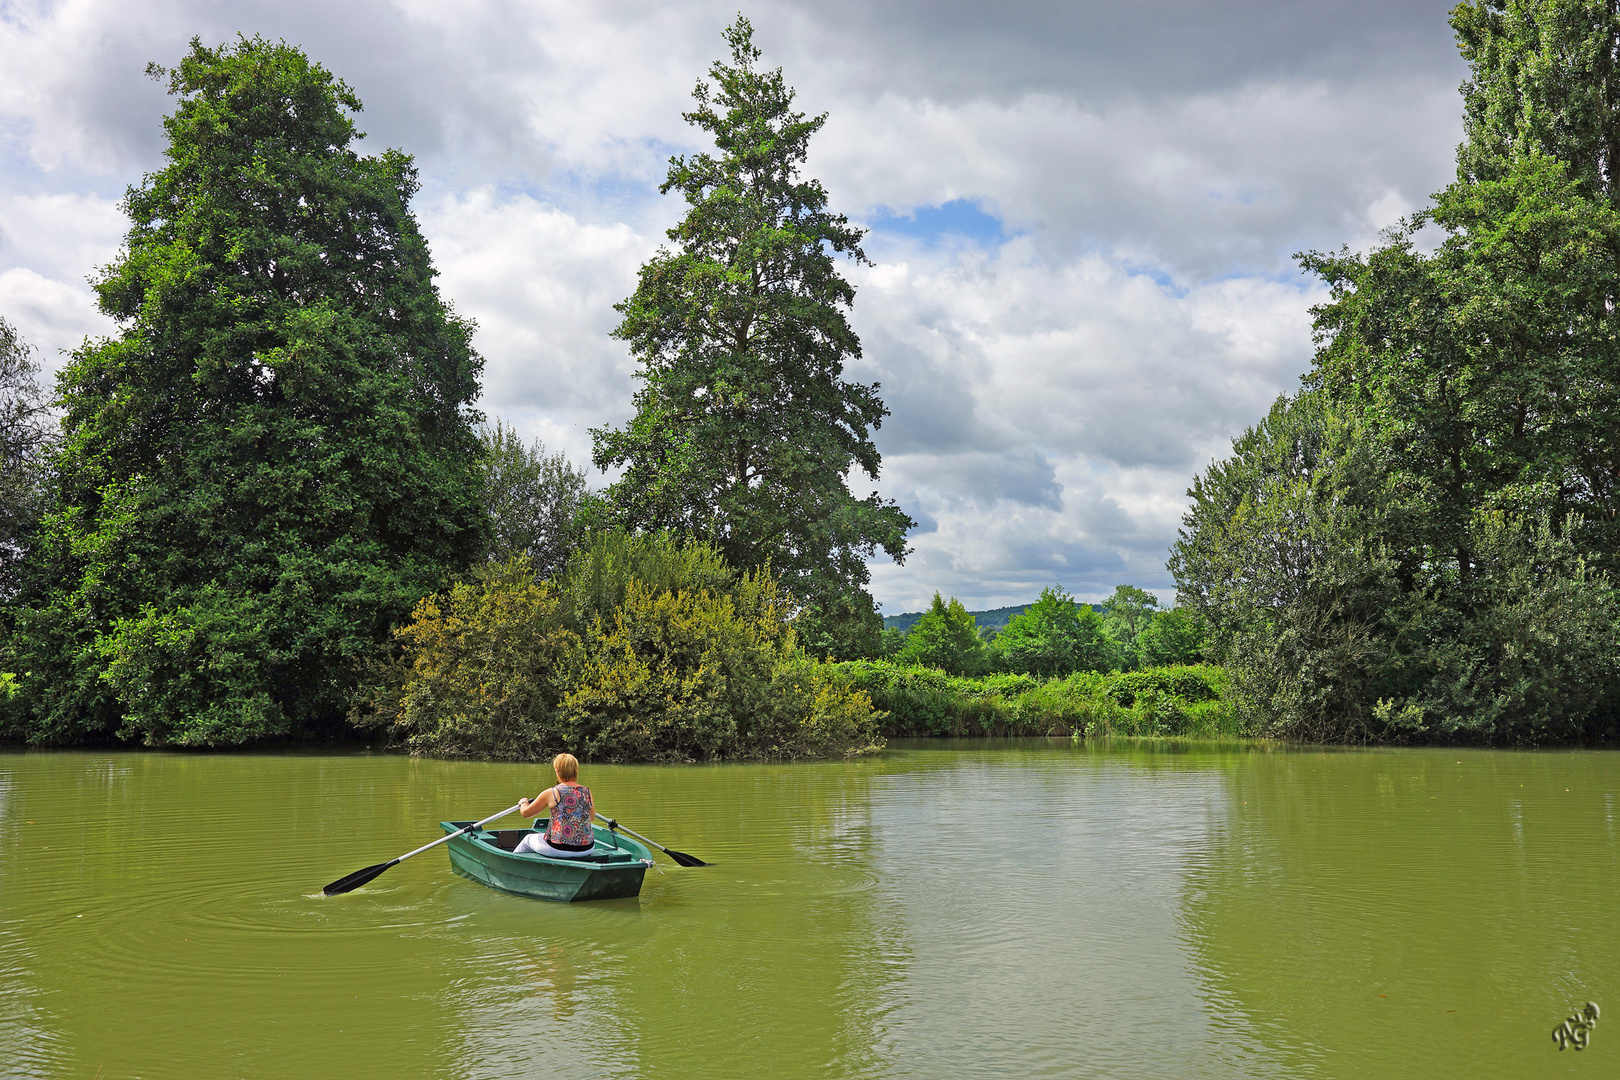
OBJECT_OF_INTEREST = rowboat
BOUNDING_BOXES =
[438,819,655,902]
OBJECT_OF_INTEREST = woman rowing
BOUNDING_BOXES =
[515,753,597,858]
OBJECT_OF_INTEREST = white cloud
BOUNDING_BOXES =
[851,240,1323,611]
[417,187,655,466]
[0,269,114,376]
[0,0,1470,614]
[0,191,124,373]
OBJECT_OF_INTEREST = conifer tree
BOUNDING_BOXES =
[593,17,912,636]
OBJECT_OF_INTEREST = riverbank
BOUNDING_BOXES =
[828,661,1239,739]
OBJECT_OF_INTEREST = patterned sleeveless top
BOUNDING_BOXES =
[546,784,594,849]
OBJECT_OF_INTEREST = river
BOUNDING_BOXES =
[1,740,1615,1078]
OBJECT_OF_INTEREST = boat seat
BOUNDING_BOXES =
[475,830,636,862]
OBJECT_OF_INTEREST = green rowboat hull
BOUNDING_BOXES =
[439,820,653,902]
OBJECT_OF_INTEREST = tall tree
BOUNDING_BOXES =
[1453,0,1620,203]
[894,593,989,676]
[992,585,1116,677]
[592,16,912,621]
[1173,0,1620,742]
[479,419,595,580]
[0,318,53,597]
[3,38,486,746]
[1307,1,1620,582]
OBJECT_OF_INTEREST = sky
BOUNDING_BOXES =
[0,0,1469,613]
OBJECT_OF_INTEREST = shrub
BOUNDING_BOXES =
[1105,666,1222,707]
[559,576,786,761]
[367,557,575,760]
[826,660,1238,740]
[373,538,883,761]
[753,653,884,759]
[558,530,752,631]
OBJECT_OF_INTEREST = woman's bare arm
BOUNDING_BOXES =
[517,788,557,818]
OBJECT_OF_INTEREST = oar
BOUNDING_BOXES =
[323,802,522,895]
[597,814,707,867]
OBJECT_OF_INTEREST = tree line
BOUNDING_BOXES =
[17,3,1604,754]
[1173,0,1620,744]
[873,585,1203,677]
[0,24,906,757]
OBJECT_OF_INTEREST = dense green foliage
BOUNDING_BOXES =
[1135,608,1205,667]
[479,419,595,578]
[366,558,575,760]
[1098,586,1158,666]
[829,660,1235,739]
[879,585,1202,677]
[893,592,990,674]
[0,39,487,747]
[990,586,1116,675]
[793,588,887,662]
[370,534,882,761]
[591,17,912,633]
[1173,1,1620,743]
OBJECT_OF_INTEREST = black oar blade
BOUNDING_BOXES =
[323,859,398,896]
[662,848,707,868]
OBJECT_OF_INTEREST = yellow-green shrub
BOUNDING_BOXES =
[367,557,576,759]
[372,537,883,761]
[559,577,780,761]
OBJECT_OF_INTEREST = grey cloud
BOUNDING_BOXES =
[854,331,994,454]
[869,471,1188,611]
[871,529,1135,611]
[889,449,1063,511]
[853,245,1320,475]
[903,504,939,536]
[2,2,1467,282]
[814,79,1461,281]
[767,0,1463,105]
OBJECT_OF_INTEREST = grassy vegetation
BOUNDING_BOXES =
[824,661,1240,739]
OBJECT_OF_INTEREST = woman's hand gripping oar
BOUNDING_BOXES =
[597,814,707,867]
[323,803,522,895]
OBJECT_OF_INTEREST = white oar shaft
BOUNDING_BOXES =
[394,803,522,864]
[595,814,664,853]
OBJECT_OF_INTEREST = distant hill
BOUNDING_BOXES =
[883,601,1104,634]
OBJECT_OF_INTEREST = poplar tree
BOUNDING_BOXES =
[1307,0,1620,581]
[1173,0,1620,742]
[593,17,912,643]
[3,38,487,745]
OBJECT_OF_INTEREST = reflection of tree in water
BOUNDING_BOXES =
[419,756,909,1079]
[1178,748,1620,1079]
[518,938,584,1024]
[0,771,64,1078]
[610,758,909,1079]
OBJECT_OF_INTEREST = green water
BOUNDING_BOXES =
[1,741,1616,1079]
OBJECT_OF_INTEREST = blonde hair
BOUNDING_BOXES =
[552,753,579,781]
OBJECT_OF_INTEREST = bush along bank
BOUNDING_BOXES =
[357,533,884,762]
[825,661,1238,739]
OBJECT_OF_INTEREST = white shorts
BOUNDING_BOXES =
[514,833,597,859]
